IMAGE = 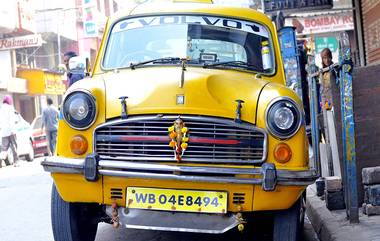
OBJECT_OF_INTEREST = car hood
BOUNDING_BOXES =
[103,66,269,124]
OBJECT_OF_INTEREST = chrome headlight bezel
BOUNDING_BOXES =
[265,97,302,139]
[62,90,97,130]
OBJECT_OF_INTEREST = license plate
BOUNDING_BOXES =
[36,142,46,147]
[126,187,227,213]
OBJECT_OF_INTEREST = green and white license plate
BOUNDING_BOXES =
[126,187,227,213]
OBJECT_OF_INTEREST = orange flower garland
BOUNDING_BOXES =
[168,118,189,161]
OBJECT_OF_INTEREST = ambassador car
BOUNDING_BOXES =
[42,1,317,241]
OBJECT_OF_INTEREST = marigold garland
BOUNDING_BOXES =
[168,118,189,161]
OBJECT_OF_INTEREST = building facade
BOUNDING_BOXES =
[0,0,41,123]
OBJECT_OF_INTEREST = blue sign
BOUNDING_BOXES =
[278,27,302,99]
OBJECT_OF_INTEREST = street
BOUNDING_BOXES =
[0,158,319,241]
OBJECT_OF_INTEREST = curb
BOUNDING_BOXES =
[306,193,341,241]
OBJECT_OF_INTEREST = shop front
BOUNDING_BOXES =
[16,69,66,122]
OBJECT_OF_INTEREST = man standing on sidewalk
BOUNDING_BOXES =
[42,98,59,156]
[0,95,19,167]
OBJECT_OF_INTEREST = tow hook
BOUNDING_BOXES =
[111,202,120,228]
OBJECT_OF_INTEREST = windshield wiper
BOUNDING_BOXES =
[203,60,259,71]
[129,57,182,70]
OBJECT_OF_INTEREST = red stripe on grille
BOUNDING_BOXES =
[119,135,240,145]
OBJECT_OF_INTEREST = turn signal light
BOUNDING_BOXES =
[274,143,292,163]
[70,135,88,155]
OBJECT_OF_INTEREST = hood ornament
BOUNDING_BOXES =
[234,99,244,123]
[119,96,128,119]
[168,117,189,162]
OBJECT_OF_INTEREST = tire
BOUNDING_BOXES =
[51,184,99,241]
[25,141,34,162]
[273,197,303,241]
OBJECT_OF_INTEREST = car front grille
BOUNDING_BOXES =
[94,115,267,165]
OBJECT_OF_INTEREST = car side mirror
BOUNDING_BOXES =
[85,57,92,77]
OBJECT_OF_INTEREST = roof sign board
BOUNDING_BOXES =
[0,34,42,51]
[264,0,333,13]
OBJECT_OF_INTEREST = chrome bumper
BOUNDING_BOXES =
[41,155,318,190]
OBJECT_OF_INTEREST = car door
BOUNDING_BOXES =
[14,112,32,156]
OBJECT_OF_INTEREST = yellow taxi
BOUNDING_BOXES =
[42,1,317,241]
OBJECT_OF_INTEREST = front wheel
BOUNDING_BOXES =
[273,197,304,241]
[51,184,99,241]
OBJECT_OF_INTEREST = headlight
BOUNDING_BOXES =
[62,90,97,130]
[266,97,302,139]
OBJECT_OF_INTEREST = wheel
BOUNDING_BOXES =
[51,184,99,241]
[273,197,303,241]
[25,141,34,162]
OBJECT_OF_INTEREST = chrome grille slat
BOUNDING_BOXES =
[94,115,267,165]
[98,152,260,159]
[97,148,262,155]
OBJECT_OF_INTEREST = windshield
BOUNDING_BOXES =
[103,15,275,73]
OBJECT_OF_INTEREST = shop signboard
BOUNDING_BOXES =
[82,0,98,38]
[264,0,333,13]
[285,11,354,35]
[44,72,66,95]
[0,34,42,51]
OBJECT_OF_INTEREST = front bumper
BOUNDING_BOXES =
[107,207,240,234]
[41,155,318,191]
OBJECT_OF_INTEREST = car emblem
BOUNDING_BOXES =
[168,117,189,162]
[176,95,185,105]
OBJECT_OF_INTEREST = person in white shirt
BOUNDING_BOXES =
[0,95,19,167]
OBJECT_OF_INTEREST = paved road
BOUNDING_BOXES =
[0,159,319,241]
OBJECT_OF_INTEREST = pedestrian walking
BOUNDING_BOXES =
[41,98,59,156]
[0,95,19,167]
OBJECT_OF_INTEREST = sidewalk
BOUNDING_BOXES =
[306,184,380,241]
